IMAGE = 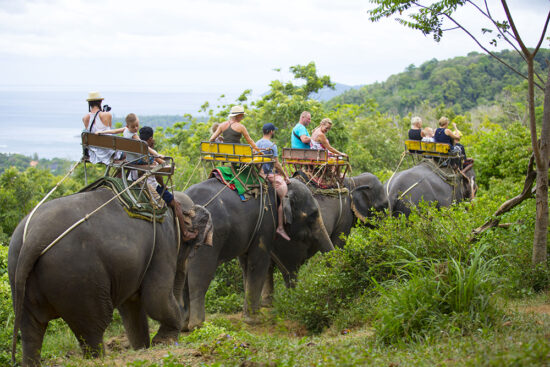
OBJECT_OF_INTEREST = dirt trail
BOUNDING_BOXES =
[44,312,312,366]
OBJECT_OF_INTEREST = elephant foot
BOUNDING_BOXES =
[243,314,260,325]
[261,297,273,308]
[151,333,178,346]
[187,320,203,332]
[152,328,179,346]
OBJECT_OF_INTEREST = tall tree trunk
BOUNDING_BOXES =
[532,65,550,266]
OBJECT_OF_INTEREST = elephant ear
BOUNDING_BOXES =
[282,195,292,225]
[350,185,372,222]
[187,204,213,246]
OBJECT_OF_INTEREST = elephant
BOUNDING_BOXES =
[261,172,387,300]
[8,188,212,366]
[183,177,333,330]
[385,160,477,217]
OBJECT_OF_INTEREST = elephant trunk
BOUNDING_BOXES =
[312,214,334,253]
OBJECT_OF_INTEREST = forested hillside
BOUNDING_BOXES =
[326,49,550,115]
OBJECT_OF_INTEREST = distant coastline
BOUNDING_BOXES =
[0,89,245,160]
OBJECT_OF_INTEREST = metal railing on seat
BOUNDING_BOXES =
[281,148,351,187]
[81,132,175,207]
[200,141,274,164]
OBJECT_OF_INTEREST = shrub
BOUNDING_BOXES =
[205,259,244,314]
[0,246,13,365]
[374,244,502,343]
[272,198,524,334]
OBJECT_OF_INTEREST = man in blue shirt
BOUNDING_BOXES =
[291,111,312,149]
[256,123,291,241]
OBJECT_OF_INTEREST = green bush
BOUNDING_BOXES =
[0,246,14,365]
[272,193,539,334]
[374,244,502,343]
[274,202,478,333]
[205,259,244,314]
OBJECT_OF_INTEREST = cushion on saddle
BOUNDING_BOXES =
[209,166,264,197]
[79,176,169,223]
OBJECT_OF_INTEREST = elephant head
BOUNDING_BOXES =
[282,179,334,254]
[174,192,213,247]
[347,173,388,222]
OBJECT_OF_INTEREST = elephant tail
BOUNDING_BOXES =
[11,236,43,363]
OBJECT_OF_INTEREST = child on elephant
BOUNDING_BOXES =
[98,113,163,163]
[139,126,203,244]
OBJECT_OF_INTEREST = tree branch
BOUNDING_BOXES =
[500,0,529,57]
[439,11,545,90]
[534,10,550,57]
[470,153,536,241]
[472,0,525,60]
[478,0,545,85]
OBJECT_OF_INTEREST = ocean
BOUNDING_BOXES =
[0,89,247,160]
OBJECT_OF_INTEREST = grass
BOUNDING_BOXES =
[38,294,550,367]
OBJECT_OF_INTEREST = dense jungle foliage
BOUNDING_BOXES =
[327,49,550,117]
[0,51,549,365]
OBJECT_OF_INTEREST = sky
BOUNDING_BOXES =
[0,0,548,94]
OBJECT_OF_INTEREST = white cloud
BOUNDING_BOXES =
[0,0,547,92]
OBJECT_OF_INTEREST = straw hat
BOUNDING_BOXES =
[228,105,246,117]
[86,91,104,101]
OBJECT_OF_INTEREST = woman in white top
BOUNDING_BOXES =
[82,91,118,164]
[310,118,347,157]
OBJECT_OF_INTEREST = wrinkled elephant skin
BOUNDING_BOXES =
[183,177,333,330]
[265,172,387,294]
[8,188,212,366]
[385,163,476,217]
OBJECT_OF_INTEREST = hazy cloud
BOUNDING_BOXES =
[0,0,547,93]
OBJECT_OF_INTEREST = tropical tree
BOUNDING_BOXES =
[368,0,550,266]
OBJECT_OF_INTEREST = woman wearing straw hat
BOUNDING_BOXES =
[82,91,118,164]
[209,105,260,151]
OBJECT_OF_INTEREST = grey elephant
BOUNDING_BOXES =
[183,177,333,330]
[385,160,477,216]
[8,189,212,366]
[262,172,387,298]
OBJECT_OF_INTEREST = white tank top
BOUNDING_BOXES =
[88,112,108,133]
[123,127,137,139]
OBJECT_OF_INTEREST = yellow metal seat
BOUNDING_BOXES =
[435,143,450,154]
[421,141,437,153]
[405,140,421,152]
[200,141,275,164]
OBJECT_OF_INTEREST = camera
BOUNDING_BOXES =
[103,104,112,112]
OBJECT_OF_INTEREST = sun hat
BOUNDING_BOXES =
[228,105,246,117]
[262,123,278,133]
[86,91,104,101]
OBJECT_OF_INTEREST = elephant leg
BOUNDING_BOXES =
[64,315,108,358]
[186,253,218,331]
[261,263,274,307]
[62,296,112,359]
[243,240,271,322]
[140,283,182,345]
[118,295,150,349]
[20,305,48,367]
